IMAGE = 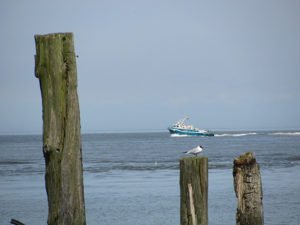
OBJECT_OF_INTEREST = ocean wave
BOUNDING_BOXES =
[0,160,34,165]
[84,162,179,173]
[84,163,236,172]
[269,132,300,136]
[286,156,300,162]
[215,132,257,137]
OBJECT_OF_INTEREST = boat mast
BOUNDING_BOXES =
[180,117,189,124]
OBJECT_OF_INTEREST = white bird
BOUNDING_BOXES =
[183,145,204,156]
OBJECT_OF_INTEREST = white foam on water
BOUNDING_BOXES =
[269,132,300,136]
[215,132,257,137]
[170,134,189,137]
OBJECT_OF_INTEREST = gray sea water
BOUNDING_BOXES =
[0,131,300,225]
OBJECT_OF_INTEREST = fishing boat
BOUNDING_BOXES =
[168,117,214,136]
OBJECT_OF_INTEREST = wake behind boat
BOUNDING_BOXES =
[168,117,214,136]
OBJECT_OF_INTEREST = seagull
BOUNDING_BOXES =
[183,145,204,156]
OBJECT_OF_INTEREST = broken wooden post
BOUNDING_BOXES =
[180,157,208,225]
[233,152,264,225]
[34,33,86,225]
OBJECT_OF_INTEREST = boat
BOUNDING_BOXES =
[168,117,214,136]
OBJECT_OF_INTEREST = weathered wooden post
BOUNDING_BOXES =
[233,152,264,225]
[35,33,86,225]
[180,157,208,225]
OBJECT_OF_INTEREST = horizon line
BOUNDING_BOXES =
[1,127,300,136]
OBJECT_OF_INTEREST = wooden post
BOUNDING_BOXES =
[34,33,86,225]
[180,157,208,225]
[233,152,264,225]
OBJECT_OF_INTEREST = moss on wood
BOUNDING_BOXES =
[234,152,256,166]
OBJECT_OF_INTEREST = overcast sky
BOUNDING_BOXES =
[1,0,299,134]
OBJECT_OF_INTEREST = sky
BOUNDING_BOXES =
[0,0,299,134]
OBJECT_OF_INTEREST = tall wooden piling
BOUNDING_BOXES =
[180,157,208,225]
[233,152,264,225]
[35,33,86,225]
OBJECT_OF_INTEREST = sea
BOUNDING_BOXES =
[0,131,300,225]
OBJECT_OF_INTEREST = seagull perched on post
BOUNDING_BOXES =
[183,145,204,156]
